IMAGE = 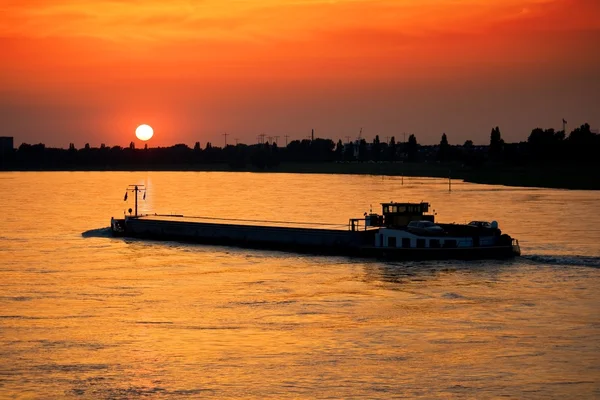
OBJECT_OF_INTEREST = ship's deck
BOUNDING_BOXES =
[134,214,371,231]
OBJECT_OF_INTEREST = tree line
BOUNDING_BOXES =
[2,123,598,170]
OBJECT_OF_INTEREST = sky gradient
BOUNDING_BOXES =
[1,0,599,147]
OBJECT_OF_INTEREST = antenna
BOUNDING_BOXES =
[222,132,229,147]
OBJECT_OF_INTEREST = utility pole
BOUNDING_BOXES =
[222,132,229,147]
[311,129,314,141]
[273,136,279,145]
[284,135,290,146]
[267,136,273,144]
[235,138,239,145]
[385,136,390,144]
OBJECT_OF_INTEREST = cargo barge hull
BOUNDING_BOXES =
[113,217,375,256]
[111,216,518,260]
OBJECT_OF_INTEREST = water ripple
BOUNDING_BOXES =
[522,254,600,268]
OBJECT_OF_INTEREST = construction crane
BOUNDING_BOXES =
[354,128,364,147]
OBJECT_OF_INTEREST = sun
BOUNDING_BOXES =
[135,124,154,141]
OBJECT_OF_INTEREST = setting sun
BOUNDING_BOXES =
[135,124,154,141]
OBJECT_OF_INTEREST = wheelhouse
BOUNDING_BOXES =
[350,201,435,231]
[380,202,434,227]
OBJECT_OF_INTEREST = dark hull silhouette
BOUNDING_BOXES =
[111,217,520,261]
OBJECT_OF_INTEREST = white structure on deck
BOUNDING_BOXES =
[375,228,496,249]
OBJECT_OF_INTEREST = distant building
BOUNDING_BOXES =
[0,136,14,156]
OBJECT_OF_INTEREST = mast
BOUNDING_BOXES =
[125,185,146,217]
[135,185,139,216]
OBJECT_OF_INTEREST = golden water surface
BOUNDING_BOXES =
[1,172,599,399]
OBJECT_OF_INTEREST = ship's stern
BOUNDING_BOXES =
[110,217,126,236]
[512,239,521,256]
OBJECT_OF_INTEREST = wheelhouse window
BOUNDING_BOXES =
[402,238,411,248]
[430,239,440,248]
[388,237,397,247]
[416,239,426,248]
[443,239,457,248]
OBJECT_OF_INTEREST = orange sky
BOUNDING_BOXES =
[1,0,599,147]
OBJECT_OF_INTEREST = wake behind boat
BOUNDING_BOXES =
[111,185,520,260]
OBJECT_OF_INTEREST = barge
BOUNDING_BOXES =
[111,185,520,260]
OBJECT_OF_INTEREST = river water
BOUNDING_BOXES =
[1,172,599,399]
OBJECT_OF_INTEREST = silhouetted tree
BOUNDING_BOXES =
[461,139,482,166]
[250,144,268,169]
[310,138,336,162]
[441,133,448,146]
[6,122,598,173]
[567,123,595,146]
[228,144,248,169]
[527,127,564,161]
[268,142,280,167]
[388,136,396,161]
[489,126,504,160]
[437,133,449,161]
[371,135,381,161]
[407,134,418,161]
[566,123,599,162]
[358,139,368,162]
[343,142,355,161]
[335,139,344,160]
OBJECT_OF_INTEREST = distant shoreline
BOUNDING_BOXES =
[2,161,597,190]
